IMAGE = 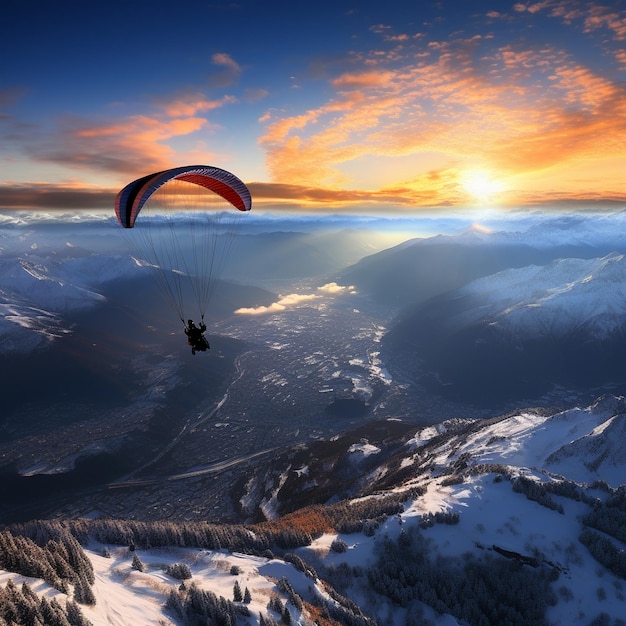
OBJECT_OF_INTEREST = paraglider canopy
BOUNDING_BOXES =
[114,165,251,325]
[115,165,251,229]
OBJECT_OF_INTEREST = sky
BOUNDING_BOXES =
[1,0,625,215]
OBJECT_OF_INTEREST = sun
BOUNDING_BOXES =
[461,170,505,204]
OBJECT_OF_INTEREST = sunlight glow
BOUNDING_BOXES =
[461,171,506,205]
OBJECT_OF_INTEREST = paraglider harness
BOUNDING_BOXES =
[184,316,210,354]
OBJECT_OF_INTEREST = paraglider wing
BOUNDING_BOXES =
[115,165,252,229]
[113,164,251,324]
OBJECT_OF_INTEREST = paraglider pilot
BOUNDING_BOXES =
[184,319,210,354]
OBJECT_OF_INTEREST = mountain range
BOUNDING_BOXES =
[337,213,626,310]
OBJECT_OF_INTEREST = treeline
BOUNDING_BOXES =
[579,528,626,579]
[0,579,91,626]
[0,491,415,625]
[575,484,626,580]
[165,581,250,625]
[367,524,558,626]
[11,516,309,555]
[9,489,416,556]
[0,530,94,603]
[511,475,564,513]
[583,486,626,546]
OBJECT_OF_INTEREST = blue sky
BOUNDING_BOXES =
[1,0,626,214]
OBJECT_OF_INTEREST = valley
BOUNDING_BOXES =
[2,271,612,526]
[1,280,419,523]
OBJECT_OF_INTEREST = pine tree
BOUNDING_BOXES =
[165,588,185,621]
[233,580,243,602]
[131,554,144,572]
[165,562,192,580]
[244,587,252,604]
[66,600,91,626]
[74,573,96,606]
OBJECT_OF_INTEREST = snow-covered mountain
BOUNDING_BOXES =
[5,210,626,624]
[0,252,141,352]
[383,252,626,407]
[453,252,626,341]
[338,212,626,311]
[2,395,626,625]
[437,212,626,249]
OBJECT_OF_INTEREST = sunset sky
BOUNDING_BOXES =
[1,0,625,214]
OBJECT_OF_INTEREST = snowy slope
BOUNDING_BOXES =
[0,253,141,352]
[405,395,626,486]
[0,544,317,626]
[449,252,626,340]
[246,395,626,625]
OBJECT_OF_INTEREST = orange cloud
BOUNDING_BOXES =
[16,82,242,181]
[209,52,243,87]
[31,114,208,177]
[583,5,626,39]
[331,71,397,90]
[160,94,237,117]
[256,18,626,209]
[4,4,624,213]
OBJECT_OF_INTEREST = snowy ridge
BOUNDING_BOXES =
[431,212,626,248]
[545,412,626,483]
[241,396,626,624]
[0,257,102,351]
[454,252,626,339]
[407,394,626,486]
[0,253,141,352]
[1,257,105,311]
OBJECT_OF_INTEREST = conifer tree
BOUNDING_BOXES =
[233,580,243,602]
[74,573,96,606]
[66,600,92,626]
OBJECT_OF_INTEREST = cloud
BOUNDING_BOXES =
[234,292,320,316]
[24,114,206,177]
[209,52,243,87]
[317,282,356,294]
[234,283,355,316]
[583,4,626,39]
[256,7,626,208]
[248,181,405,202]
[331,71,397,91]
[4,2,625,213]
[6,88,240,181]
[0,181,115,210]
[159,94,237,118]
